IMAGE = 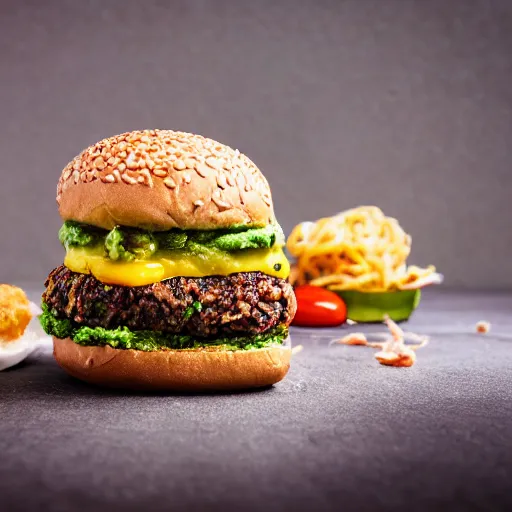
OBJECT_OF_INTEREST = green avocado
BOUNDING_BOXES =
[332,289,421,323]
[210,224,284,251]
[40,303,288,352]
[59,221,284,260]
[105,227,157,262]
[58,221,98,249]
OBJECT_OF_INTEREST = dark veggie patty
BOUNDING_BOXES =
[43,266,296,338]
[40,303,288,352]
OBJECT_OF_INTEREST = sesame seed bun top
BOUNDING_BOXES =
[57,130,275,231]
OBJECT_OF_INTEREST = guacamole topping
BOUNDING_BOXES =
[59,221,285,261]
[40,304,288,352]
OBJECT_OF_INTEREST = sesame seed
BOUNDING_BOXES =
[93,157,106,170]
[152,168,167,177]
[121,173,137,185]
[206,157,218,169]
[104,174,115,183]
[173,159,186,171]
[126,154,138,169]
[212,195,231,211]
[164,177,176,189]
[194,163,208,178]
[216,174,227,189]
[183,173,192,184]
[193,200,204,207]
[134,168,152,187]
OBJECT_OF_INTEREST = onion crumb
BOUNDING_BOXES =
[335,315,428,368]
[475,321,491,334]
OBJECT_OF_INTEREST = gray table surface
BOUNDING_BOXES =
[1,289,512,512]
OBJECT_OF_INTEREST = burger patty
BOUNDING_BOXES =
[43,266,296,338]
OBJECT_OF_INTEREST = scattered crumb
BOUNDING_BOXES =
[291,344,303,355]
[375,346,416,367]
[475,321,491,334]
[346,319,357,325]
[338,333,369,346]
[334,314,429,368]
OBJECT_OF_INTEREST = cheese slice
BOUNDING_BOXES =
[64,246,290,287]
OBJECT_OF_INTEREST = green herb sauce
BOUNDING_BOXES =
[58,221,285,261]
[40,304,287,352]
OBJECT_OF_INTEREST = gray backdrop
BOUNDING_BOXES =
[1,0,511,289]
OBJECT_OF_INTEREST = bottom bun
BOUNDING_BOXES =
[53,336,292,391]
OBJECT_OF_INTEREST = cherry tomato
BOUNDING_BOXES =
[292,285,347,327]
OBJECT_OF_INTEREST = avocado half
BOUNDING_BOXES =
[332,289,421,323]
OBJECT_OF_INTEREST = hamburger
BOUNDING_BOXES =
[40,130,296,391]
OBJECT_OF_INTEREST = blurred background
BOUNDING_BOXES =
[0,0,511,288]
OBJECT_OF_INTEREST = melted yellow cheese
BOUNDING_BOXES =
[64,246,290,287]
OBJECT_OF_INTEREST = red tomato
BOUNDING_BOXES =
[292,285,347,327]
